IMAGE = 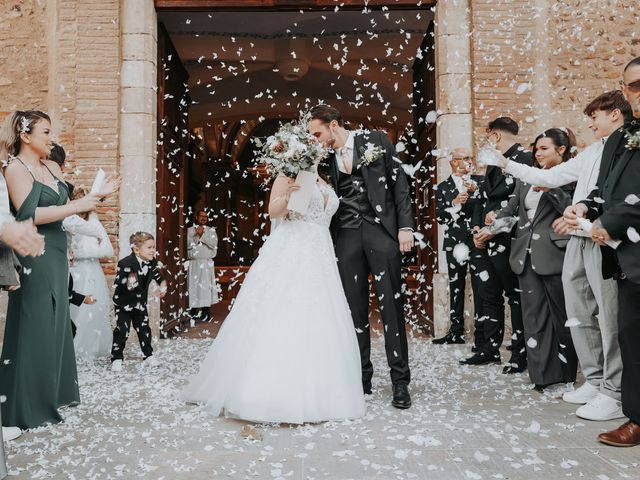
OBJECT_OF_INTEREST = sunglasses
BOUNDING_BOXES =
[619,79,640,93]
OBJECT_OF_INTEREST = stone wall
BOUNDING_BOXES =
[470,0,640,150]
[0,0,121,274]
[0,1,48,110]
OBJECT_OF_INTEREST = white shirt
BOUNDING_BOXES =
[445,174,467,216]
[505,138,606,236]
[335,131,355,174]
[524,188,543,221]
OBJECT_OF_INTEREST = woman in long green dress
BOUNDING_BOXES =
[0,111,116,429]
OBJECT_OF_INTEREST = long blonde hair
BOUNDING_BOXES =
[0,110,51,166]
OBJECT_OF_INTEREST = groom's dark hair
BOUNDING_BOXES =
[309,104,344,127]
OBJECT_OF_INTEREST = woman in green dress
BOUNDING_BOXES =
[0,110,117,429]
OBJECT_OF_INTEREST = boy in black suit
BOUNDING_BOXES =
[110,232,167,371]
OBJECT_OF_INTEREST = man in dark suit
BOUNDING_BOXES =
[434,148,484,347]
[309,105,415,409]
[463,117,533,371]
[565,57,640,447]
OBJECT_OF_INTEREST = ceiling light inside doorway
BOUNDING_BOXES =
[274,58,310,81]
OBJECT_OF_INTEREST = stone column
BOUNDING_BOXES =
[433,0,474,337]
[119,0,158,257]
[119,0,161,338]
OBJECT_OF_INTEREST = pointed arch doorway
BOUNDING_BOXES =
[154,0,438,334]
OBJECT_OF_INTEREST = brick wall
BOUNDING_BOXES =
[0,0,121,275]
[548,0,640,145]
[0,1,48,111]
[470,0,539,148]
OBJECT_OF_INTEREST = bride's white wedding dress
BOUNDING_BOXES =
[182,183,365,424]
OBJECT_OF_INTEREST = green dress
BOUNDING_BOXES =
[0,169,80,429]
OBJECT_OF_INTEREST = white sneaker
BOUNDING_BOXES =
[2,426,22,442]
[111,359,123,372]
[562,381,598,405]
[576,393,625,421]
[142,356,158,367]
[544,382,574,399]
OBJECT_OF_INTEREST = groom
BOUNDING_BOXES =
[308,105,415,409]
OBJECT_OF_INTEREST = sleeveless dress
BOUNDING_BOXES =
[0,164,80,429]
[182,183,365,424]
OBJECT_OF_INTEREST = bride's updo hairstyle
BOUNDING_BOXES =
[0,110,51,165]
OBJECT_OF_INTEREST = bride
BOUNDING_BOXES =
[182,169,366,424]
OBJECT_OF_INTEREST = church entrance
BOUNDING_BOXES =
[153,0,438,334]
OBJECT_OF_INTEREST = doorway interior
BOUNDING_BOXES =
[154,2,438,335]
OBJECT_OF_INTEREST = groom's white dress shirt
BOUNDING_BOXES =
[504,138,605,237]
[335,131,355,174]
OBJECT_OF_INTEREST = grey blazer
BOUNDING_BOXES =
[496,179,573,276]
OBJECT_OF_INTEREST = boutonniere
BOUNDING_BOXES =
[625,128,640,151]
[359,142,385,167]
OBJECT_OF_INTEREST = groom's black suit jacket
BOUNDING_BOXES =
[320,130,415,241]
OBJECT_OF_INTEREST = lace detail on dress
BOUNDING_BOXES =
[286,183,338,227]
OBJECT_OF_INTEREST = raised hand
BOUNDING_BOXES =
[97,175,121,198]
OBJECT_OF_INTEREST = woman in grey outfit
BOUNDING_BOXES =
[488,128,579,396]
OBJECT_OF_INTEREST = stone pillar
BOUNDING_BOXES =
[119,0,160,338]
[119,0,158,258]
[433,0,474,338]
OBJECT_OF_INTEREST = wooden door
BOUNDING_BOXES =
[410,21,437,331]
[156,23,191,332]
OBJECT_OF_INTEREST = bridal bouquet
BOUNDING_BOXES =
[255,113,328,180]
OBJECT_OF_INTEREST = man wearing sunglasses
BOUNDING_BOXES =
[564,56,640,447]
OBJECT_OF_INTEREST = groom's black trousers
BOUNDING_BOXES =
[335,221,411,387]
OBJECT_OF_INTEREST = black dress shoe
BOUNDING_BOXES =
[471,345,479,353]
[459,352,500,366]
[432,332,465,345]
[502,358,527,374]
[391,384,411,409]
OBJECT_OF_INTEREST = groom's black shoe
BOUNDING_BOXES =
[432,331,465,345]
[459,352,500,366]
[391,384,411,409]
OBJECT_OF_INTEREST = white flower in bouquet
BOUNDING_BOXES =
[255,113,328,180]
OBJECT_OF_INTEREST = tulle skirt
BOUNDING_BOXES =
[182,219,365,424]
